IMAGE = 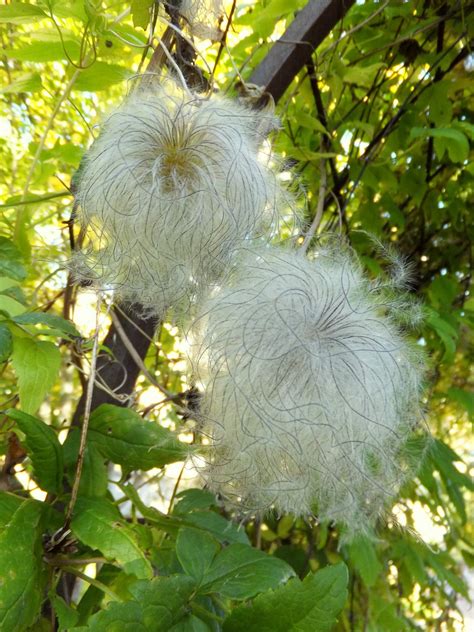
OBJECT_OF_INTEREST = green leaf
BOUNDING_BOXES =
[83,601,142,631]
[223,563,349,632]
[0,276,20,292]
[1,72,43,94]
[0,493,46,631]
[74,62,132,91]
[85,575,196,631]
[71,497,153,579]
[0,294,25,317]
[0,324,12,362]
[347,536,382,587]
[409,127,469,163]
[447,388,474,418]
[131,0,154,29]
[343,63,386,88]
[296,113,328,135]
[429,93,452,127]
[174,489,217,515]
[184,510,249,545]
[425,309,458,361]
[13,312,80,338]
[6,409,63,494]
[369,598,408,632]
[0,241,26,285]
[11,337,61,414]
[430,440,473,522]
[170,615,211,631]
[201,543,295,600]
[4,40,81,63]
[130,576,197,629]
[88,404,188,470]
[176,528,220,583]
[0,3,46,24]
[52,595,79,631]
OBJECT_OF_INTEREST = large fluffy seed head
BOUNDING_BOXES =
[190,246,425,537]
[74,80,286,316]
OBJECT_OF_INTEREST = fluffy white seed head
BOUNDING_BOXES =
[74,79,291,317]
[190,245,425,537]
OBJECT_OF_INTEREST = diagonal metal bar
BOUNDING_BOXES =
[250,0,356,102]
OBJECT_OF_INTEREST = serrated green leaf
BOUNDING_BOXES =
[0,3,46,24]
[0,324,12,362]
[347,536,382,587]
[11,337,61,414]
[131,576,197,629]
[0,493,46,631]
[6,409,63,494]
[52,595,80,631]
[174,489,217,515]
[169,615,211,631]
[184,511,249,545]
[83,601,142,631]
[13,312,80,338]
[201,543,295,600]
[1,72,43,94]
[85,575,196,631]
[71,497,153,579]
[88,404,188,470]
[176,528,220,583]
[73,62,132,91]
[223,563,348,632]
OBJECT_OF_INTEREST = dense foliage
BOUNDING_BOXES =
[0,1,472,630]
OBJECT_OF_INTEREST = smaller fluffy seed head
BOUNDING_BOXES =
[178,0,224,41]
[74,79,291,317]
[190,245,426,537]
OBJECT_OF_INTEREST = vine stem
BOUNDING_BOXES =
[60,566,120,601]
[300,157,327,254]
[64,293,103,525]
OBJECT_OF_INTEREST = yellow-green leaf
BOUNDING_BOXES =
[11,337,61,414]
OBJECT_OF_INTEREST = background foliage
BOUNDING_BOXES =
[0,0,472,630]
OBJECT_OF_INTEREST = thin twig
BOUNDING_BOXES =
[210,0,237,84]
[65,294,103,525]
[168,462,186,514]
[301,158,327,254]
